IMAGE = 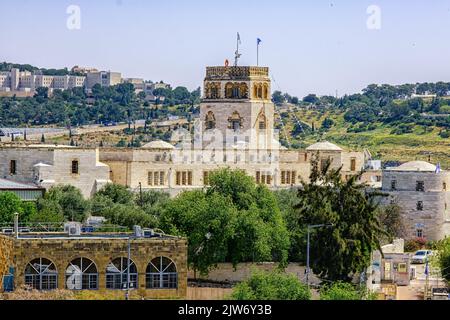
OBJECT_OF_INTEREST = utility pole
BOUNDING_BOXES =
[139,182,143,207]
[306,224,333,288]
[125,236,131,300]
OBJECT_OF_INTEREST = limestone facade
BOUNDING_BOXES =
[382,162,450,240]
[0,146,111,198]
[0,234,187,298]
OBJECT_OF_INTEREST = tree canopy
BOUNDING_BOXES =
[294,156,386,281]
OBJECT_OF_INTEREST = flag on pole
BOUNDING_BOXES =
[257,38,262,46]
[237,32,241,45]
[436,162,441,174]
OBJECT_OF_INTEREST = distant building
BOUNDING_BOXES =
[85,71,122,90]
[71,66,99,74]
[0,145,111,198]
[0,68,86,95]
[382,161,450,240]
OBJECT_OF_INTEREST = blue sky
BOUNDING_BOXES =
[1,0,450,97]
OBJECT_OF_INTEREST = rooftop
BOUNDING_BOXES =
[0,178,42,190]
[306,141,343,152]
[141,140,175,150]
[7,232,180,241]
[205,66,269,80]
[388,161,438,172]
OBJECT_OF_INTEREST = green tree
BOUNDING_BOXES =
[160,190,237,276]
[0,192,24,223]
[294,156,386,281]
[231,270,311,300]
[37,185,89,222]
[95,184,134,205]
[271,91,285,106]
[436,238,450,283]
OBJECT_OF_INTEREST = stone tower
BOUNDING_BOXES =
[199,66,275,150]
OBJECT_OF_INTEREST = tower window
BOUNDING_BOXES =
[228,111,242,132]
[391,180,397,191]
[416,181,425,192]
[71,160,79,174]
[205,111,216,130]
[10,160,16,175]
[417,201,424,211]
[350,158,356,172]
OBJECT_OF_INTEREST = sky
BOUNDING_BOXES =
[1,0,450,97]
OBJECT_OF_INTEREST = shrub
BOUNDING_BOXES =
[231,270,311,300]
[320,281,377,300]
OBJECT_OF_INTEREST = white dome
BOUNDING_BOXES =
[141,140,175,150]
[391,161,437,172]
[306,141,343,152]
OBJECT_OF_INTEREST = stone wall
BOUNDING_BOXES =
[11,236,188,299]
[0,235,14,290]
[187,262,320,285]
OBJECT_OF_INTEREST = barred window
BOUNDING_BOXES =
[65,258,98,290]
[25,258,58,291]
[106,257,138,290]
[281,171,296,185]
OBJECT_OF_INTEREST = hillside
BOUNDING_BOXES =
[275,106,450,169]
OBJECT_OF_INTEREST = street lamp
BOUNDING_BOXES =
[306,224,333,288]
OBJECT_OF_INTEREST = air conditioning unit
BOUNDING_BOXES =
[64,222,81,236]
[142,228,154,238]
[133,225,142,237]
[2,228,13,235]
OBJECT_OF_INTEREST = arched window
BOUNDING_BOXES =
[232,85,240,98]
[24,258,58,290]
[205,111,216,130]
[106,257,138,290]
[239,82,249,98]
[263,84,269,99]
[228,111,242,131]
[65,257,98,290]
[225,82,234,99]
[146,257,178,289]
[257,84,263,99]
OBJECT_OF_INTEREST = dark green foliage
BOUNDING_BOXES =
[37,185,90,222]
[320,281,375,300]
[294,156,386,281]
[160,169,290,275]
[231,270,311,300]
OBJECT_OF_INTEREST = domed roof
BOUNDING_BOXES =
[141,140,175,150]
[306,141,343,152]
[391,161,437,172]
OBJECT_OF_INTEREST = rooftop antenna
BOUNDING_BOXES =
[234,32,242,66]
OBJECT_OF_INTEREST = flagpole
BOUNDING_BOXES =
[257,42,259,66]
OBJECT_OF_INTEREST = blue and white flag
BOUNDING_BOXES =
[436,162,441,174]
[257,38,262,46]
